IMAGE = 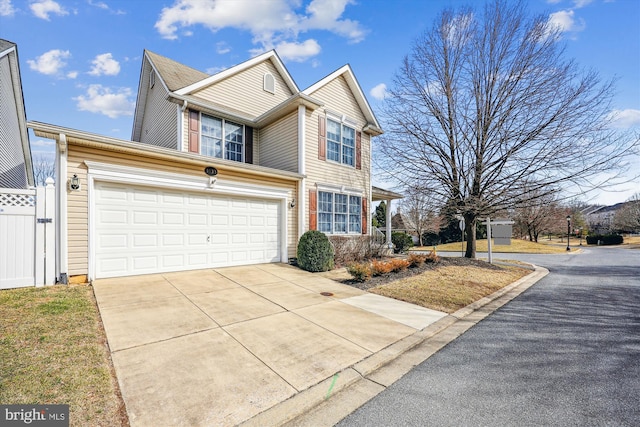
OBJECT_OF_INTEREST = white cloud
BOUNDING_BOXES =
[608,109,640,129]
[88,0,125,15]
[216,42,231,54]
[547,9,586,35]
[88,0,108,10]
[73,84,135,118]
[370,83,387,101]
[154,0,366,62]
[0,0,15,16]
[31,139,56,148]
[301,0,367,43]
[27,49,71,75]
[272,39,321,62]
[573,0,594,8]
[88,53,120,76]
[30,0,68,20]
[66,70,78,79]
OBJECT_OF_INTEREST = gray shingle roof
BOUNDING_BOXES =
[146,50,209,92]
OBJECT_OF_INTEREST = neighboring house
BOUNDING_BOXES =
[29,49,394,282]
[0,39,34,188]
[585,203,625,234]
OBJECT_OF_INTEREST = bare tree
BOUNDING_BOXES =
[32,154,56,186]
[513,192,563,242]
[613,193,640,233]
[401,186,439,246]
[376,0,638,258]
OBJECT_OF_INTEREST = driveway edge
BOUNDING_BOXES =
[240,265,549,427]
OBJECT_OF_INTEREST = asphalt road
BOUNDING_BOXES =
[337,247,640,427]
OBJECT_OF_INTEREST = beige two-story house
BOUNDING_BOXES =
[29,49,396,283]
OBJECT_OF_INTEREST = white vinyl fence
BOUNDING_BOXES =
[0,178,56,289]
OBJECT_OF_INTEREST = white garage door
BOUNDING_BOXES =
[94,182,281,278]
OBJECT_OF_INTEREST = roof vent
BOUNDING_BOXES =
[263,73,275,94]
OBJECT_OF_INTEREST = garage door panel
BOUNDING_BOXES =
[132,210,158,225]
[133,256,157,270]
[133,234,157,247]
[189,213,207,225]
[162,212,185,225]
[132,189,158,202]
[95,183,281,278]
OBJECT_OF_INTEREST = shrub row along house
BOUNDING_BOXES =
[27,49,401,283]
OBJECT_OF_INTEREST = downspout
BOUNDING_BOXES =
[297,104,306,240]
[57,134,68,284]
[178,100,188,151]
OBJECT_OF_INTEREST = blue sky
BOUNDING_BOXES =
[1,0,639,204]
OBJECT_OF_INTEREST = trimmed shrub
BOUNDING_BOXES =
[371,260,395,276]
[346,262,372,282]
[407,253,428,267]
[585,234,624,245]
[389,258,410,272]
[297,230,335,272]
[421,231,441,246]
[392,232,414,253]
[425,249,440,263]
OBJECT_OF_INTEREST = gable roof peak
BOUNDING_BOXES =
[302,64,382,135]
[144,49,210,92]
[175,49,298,96]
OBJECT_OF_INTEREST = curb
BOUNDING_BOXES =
[240,265,549,427]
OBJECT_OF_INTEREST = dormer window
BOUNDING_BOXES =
[263,73,275,94]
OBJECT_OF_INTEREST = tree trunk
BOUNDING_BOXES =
[464,215,477,258]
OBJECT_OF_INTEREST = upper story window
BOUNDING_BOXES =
[200,113,243,162]
[326,118,356,167]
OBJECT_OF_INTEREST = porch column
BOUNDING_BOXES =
[386,198,392,248]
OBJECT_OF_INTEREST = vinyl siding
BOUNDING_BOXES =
[137,62,178,149]
[66,144,298,276]
[0,54,27,188]
[303,76,372,233]
[192,61,293,118]
[259,111,298,172]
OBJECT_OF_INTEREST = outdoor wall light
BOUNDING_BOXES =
[68,174,81,192]
[290,198,296,209]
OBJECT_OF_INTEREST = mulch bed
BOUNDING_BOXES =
[339,256,504,291]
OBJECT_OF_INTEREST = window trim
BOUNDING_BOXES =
[325,115,356,168]
[199,112,244,162]
[317,190,362,234]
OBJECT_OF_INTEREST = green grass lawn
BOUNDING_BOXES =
[0,285,127,426]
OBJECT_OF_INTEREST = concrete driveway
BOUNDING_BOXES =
[93,263,447,426]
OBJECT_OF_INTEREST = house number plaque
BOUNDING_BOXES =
[204,166,218,176]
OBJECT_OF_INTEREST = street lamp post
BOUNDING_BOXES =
[566,215,571,251]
